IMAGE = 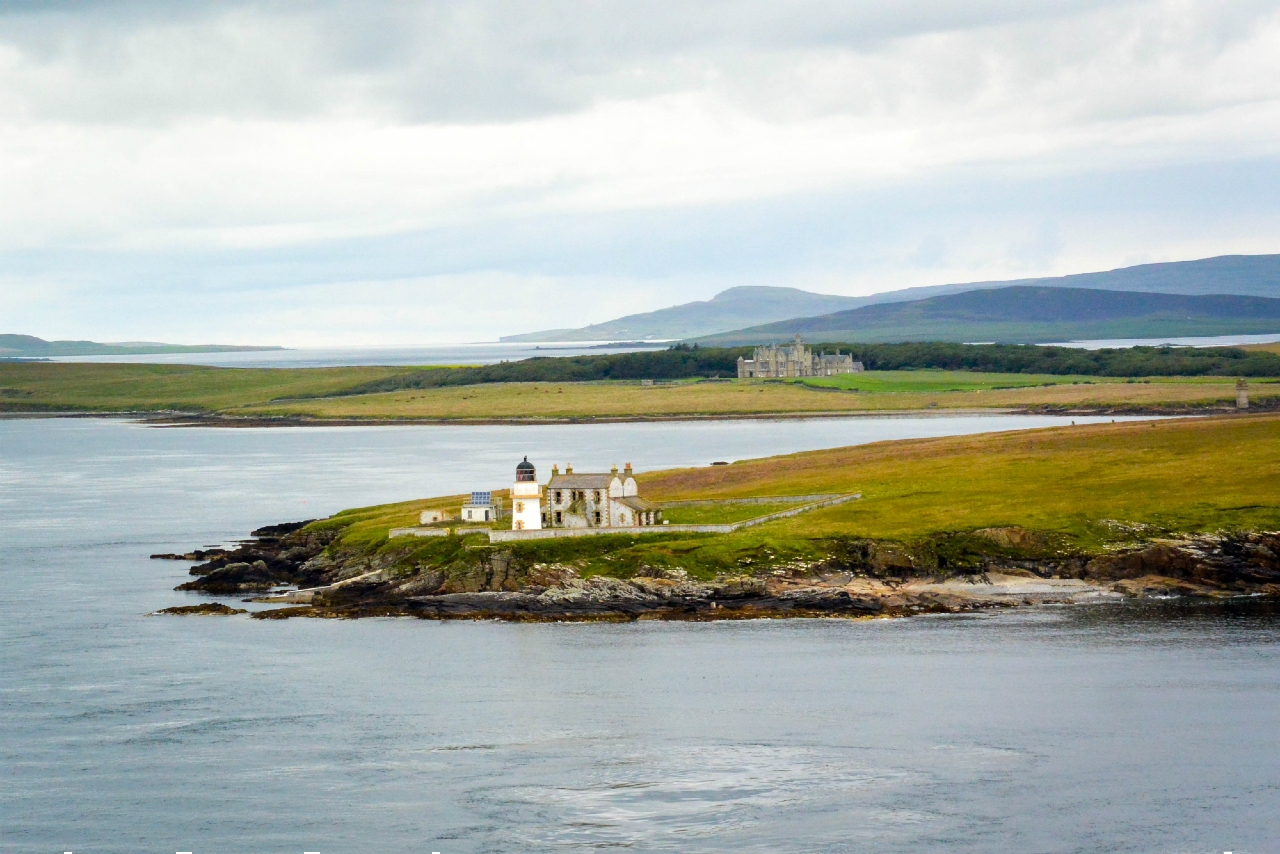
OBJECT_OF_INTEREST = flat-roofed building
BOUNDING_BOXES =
[461,491,503,523]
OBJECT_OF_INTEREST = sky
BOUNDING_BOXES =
[3,0,1280,345]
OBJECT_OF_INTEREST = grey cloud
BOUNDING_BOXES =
[1,0,1173,124]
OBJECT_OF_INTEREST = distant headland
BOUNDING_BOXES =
[0,333,284,359]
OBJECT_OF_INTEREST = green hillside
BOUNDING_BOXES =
[696,286,1280,345]
[501,254,1280,343]
[499,286,867,343]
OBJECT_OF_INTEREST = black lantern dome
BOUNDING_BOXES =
[515,456,536,482]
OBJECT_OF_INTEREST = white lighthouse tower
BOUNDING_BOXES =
[510,456,542,530]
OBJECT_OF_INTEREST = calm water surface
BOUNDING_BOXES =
[1,416,1277,854]
[45,342,664,368]
[39,332,1280,367]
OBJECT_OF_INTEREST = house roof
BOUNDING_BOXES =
[617,496,658,512]
[547,473,616,489]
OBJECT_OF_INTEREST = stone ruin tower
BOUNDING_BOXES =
[1237,379,1249,410]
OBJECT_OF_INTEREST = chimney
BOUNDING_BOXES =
[551,464,559,476]
[624,462,633,477]
[610,464,618,475]
[566,463,573,474]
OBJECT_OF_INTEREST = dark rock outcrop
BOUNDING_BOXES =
[1085,533,1280,592]
[159,519,1280,620]
[151,603,247,615]
[162,522,337,592]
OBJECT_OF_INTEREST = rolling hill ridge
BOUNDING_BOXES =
[499,286,869,343]
[694,286,1280,345]
[501,254,1280,343]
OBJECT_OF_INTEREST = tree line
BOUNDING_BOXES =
[329,341,1280,397]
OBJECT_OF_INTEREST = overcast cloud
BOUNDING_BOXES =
[3,0,1280,344]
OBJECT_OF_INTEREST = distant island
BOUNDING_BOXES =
[0,334,284,359]
[500,254,1280,343]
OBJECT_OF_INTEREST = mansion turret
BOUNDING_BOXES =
[737,335,863,379]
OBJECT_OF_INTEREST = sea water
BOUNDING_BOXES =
[1,416,1277,854]
[40,331,1280,367]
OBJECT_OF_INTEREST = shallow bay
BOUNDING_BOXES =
[1,416,1276,853]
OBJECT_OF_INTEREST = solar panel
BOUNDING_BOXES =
[470,491,492,505]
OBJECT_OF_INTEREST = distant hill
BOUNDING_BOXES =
[0,334,284,358]
[499,286,870,342]
[694,287,1280,345]
[501,254,1280,343]
[882,253,1280,303]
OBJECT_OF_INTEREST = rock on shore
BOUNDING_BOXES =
[152,521,1280,621]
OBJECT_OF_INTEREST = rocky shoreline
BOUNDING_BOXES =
[152,520,1280,621]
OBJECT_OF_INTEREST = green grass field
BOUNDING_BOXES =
[800,369,1119,393]
[660,501,802,525]
[317,413,1280,580]
[0,362,406,413]
[1,361,1275,421]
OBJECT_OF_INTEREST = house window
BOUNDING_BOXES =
[554,491,562,503]
[594,511,601,524]
[515,502,524,513]
[592,490,600,502]
[555,511,563,524]
[515,520,525,530]
[621,513,629,525]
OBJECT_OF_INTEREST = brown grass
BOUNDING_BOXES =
[238,377,1256,420]
[638,412,1280,542]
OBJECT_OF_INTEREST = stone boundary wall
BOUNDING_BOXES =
[661,494,842,508]
[388,526,493,539]
[488,523,735,542]
[487,493,860,543]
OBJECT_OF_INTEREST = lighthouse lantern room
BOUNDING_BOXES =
[510,457,543,530]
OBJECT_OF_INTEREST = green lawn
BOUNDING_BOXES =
[796,369,1214,394]
[660,501,804,525]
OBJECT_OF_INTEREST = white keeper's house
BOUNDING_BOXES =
[506,458,663,530]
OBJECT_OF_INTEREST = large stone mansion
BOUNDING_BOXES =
[736,335,863,379]
[508,458,663,531]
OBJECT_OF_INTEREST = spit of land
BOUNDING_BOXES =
[156,413,1280,621]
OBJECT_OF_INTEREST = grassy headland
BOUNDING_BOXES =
[241,374,1267,421]
[167,413,1280,619]
[3,346,1277,423]
[302,413,1280,582]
